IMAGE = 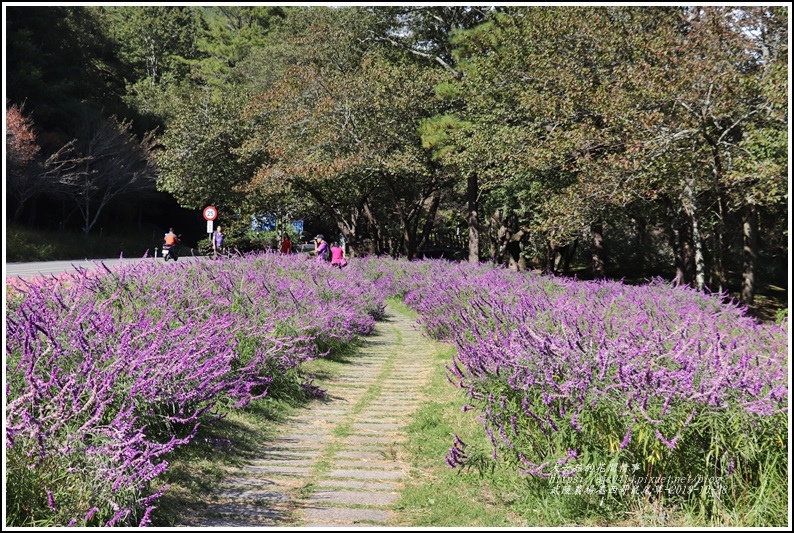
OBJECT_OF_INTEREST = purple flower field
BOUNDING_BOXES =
[6,253,387,526]
[355,257,788,516]
[6,254,788,525]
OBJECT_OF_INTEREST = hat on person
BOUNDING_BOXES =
[315,234,324,240]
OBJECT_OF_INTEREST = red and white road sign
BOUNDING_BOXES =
[203,206,217,221]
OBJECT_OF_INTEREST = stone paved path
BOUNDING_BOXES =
[178,303,437,527]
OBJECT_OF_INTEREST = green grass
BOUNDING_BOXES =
[388,299,790,528]
[151,379,316,526]
[152,337,361,526]
[386,299,528,527]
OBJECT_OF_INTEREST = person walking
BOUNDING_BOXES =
[330,241,346,268]
[212,225,225,259]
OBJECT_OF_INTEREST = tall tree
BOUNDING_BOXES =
[193,6,286,92]
[721,6,788,304]
[6,102,44,222]
[625,6,788,298]
[155,91,256,217]
[236,6,451,258]
[5,6,129,140]
[373,6,494,262]
[105,6,207,125]
[43,111,158,235]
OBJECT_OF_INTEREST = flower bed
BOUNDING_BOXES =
[5,252,387,526]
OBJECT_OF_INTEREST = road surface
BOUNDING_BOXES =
[4,256,204,280]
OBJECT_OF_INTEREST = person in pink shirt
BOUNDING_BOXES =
[330,241,347,268]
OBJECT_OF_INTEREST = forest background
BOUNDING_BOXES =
[4,4,790,317]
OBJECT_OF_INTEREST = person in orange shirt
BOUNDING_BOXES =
[163,227,181,260]
[164,227,179,247]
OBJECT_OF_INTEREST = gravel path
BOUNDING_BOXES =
[178,303,437,527]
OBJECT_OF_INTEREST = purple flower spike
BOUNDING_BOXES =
[620,426,632,450]
[445,434,469,468]
[655,429,679,449]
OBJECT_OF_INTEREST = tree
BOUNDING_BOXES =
[620,6,788,299]
[103,6,207,125]
[6,102,44,222]
[5,6,130,139]
[436,7,636,271]
[155,90,257,220]
[44,111,158,235]
[235,6,452,258]
[193,6,286,93]
[721,6,788,305]
[373,6,495,262]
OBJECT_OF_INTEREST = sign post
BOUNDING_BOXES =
[203,206,217,247]
[203,206,217,221]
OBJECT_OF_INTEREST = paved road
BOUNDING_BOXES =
[177,304,438,528]
[4,255,205,280]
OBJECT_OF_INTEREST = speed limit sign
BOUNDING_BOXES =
[203,206,217,221]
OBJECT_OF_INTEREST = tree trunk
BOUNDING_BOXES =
[562,238,578,275]
[714,194,728,293]
[665,200,687,286]
[552,244,563,274]
[362,201,384,256]
[416,194,440,256]
[491,210,510,265]
[332,205,367,259]
[496,211,522,270]
[543,242,554,274]
[707,134,728,293]
[591,222,605,279]
[506,223,527,271]
[691,212,706,291]
[670,223,685,286]
[741,203,758,306]
[668,197,696,287]
[467,173,479,263]
[682,175,705,291]
[488,211,500,264]
[506,230,526,271]
[634,217,647,277]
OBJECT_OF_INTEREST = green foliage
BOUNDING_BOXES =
[418,114,471,161]
[5,223,158,262]
[6,6,130,133]
[6,445,137,527]
[109,6,204,85]
[773,307,788,326]
[155,91,254,211]
[193,6,286,93]
[434,81,460,100]
[4,5,788,300]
